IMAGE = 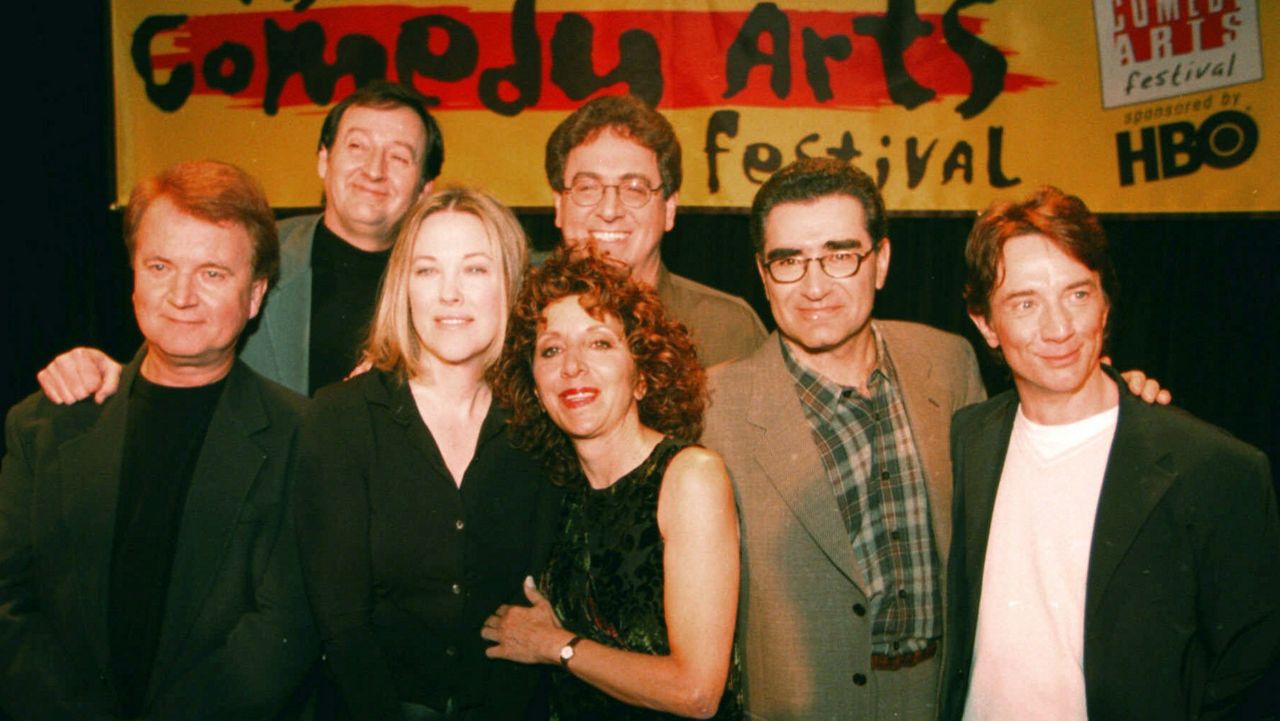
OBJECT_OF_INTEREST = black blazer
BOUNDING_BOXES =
[294,370,563,721]
[0,354,319,720]
[941,368,1280,721]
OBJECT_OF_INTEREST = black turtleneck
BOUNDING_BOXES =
[308,220,391,393]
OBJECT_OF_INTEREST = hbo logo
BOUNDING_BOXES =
[1115,110,1257,186]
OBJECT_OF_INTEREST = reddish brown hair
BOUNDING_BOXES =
[490,247,706,486]
[125,160,279,283]
[965,185,1118,326]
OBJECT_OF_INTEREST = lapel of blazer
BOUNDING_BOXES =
[745,336,866,591]
[878,321,956,563]
[149,361,269,684]
[1084,373,1175,625]
[56,354,147,672]
[253,215,316,393]
[958,393,1018,620]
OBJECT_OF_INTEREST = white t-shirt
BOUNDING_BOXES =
[963,403,1119,721]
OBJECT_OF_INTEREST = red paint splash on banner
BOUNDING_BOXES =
[137,5,1049,113]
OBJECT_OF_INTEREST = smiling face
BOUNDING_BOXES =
[318,104,430,251]
[133,197,267,386]
[553,128,677,285]
[760,193,890,369]
[407,210,507,371]
[532,295,643,443]
[971,233,1111,415]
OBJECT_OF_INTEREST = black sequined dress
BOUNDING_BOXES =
[542,437,743,721]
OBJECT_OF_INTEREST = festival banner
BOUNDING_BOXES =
[111,1,1277,212]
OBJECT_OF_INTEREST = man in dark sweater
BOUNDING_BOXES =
[38,81,444,400]
[0,161,317,719]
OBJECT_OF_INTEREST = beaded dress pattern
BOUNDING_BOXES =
[543,437,743,720]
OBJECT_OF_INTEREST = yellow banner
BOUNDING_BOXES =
[111,1,1278,211]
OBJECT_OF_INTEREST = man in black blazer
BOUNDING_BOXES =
[0,161,317,719]
[940,186,1280,720]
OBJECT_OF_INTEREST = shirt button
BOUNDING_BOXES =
[445,646,458,657]
[852,603,866,616]
[880,470,891,481]
[898,588,908,599]
[451,583,462,595]
[852,673,867,686]
[455,519,465,531]
[890,530,902,541]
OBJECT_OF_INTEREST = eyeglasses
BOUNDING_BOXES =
[762,249,873,283]
[563,177,661,209]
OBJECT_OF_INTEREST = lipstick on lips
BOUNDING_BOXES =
[559,387,599,409]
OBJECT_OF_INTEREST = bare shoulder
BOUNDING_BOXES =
[658,446,734,514]
[666,445,729,484]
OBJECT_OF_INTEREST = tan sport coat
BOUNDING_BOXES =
[703,320,985,721]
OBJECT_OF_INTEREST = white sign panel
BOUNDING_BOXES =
[1094,0,1264,109]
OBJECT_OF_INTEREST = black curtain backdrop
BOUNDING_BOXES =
[3,3,1277,494]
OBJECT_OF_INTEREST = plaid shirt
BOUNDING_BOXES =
[781,330,942,656]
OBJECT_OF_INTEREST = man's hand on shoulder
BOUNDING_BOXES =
[36,347,123,405]
[1108,358,1172,405]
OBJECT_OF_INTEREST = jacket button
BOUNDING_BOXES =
[451,583,462,595]
[852,603,866,616]
[852,673,867,686]
[455,519,465,531]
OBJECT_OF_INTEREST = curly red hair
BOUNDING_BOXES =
[489,248,707,487]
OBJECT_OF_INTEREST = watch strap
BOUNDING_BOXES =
[559,635,584,668]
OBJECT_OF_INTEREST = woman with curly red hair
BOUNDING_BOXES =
[482,249,743,720]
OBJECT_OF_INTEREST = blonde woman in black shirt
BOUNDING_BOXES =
[295,187,561,721]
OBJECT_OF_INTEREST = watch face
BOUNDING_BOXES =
[560,645,574,662]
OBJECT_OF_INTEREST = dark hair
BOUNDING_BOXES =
[545,94,681,198]
[964,185,1118,325]
[126,160,279,283]
[749,157,887,255]
[490,248,706,486]
[318,80,444,185]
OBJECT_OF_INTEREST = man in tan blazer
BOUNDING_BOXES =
[702,158,986,721]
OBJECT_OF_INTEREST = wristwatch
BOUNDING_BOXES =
[558,635,583,668]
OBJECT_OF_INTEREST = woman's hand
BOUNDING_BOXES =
[481,577,574,665]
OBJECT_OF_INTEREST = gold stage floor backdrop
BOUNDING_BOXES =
[112,0,1277,212]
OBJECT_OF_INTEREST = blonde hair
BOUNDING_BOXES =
[364,186,529,381]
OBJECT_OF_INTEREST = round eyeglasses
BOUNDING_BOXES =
[564,177,661,209]
[762,250,873,283]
